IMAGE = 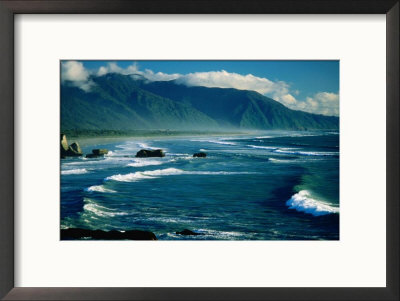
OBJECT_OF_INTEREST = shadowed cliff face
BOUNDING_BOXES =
[61,73,339,132]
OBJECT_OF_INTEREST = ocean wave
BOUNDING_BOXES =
[274,149,338,156]
[196,228,244,238]
[170,157,194,162]
[269,158,292,163]
[115,141,163,152]
[286,190,339,216]
[137,142,160,150]
[146,216,194,224]
[127,159,165,167]
[83,199,128,217]
[85,185,116,193]
[247,145,278,150]
[164,228,246,240]
[61,168,89,175]
[105,168,255,182]
[191,139,236,146]
[255,136,273,139]
[168,153,191,157]
[160,228,245,240]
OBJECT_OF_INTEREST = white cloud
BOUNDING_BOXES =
[284,92,339,116]
[141,69,181,81]
[61,61,94,92]
[174,70,306,112]
[61,61,89,81]
[96,63,180,82]
[176,70,279,95]
[96,62,140,76]
[280,94,297,105]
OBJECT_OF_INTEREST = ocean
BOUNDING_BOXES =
[61,131,339,240]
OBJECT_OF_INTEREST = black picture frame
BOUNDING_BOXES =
[0,1,398,300]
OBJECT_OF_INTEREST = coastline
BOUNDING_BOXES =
[62,130,258,147]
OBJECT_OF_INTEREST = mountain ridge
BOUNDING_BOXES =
[61,73,339,131]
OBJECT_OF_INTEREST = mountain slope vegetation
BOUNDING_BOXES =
[61,73,339,131]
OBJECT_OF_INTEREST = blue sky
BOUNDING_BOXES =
[62,60,339,116]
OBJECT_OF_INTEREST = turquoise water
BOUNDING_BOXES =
[61,131,339,240]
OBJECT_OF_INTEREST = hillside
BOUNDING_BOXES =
[61,73,339,131]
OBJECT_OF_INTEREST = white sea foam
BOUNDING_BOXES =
[61,168,89,175]
[85,185,116,193]
[168,153,188,156]
[191,139,236,146]
[247,145,278,150]
[162,228,245,240]
[269,158,292,163]
[105,168,255,182]
[127,159,164,167]
[196,228,243,238]
[170,156,194,162]
[286,190,339,216]
[274,149,338,156]
[83,199,128,217]
[105,172,155,182]
[137,142,159,150]
[255,136,273,139]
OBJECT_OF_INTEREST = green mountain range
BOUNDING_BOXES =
[61,73,339,131]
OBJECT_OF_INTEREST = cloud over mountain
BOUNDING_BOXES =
[60,61,339,116]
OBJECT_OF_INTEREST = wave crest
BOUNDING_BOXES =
[286,190,339,216]
[61,168,89,175]
[247,145,278,150]
[83,199,128,217]
[105,168,255,182]
[191,139,236,146]
[127,159,164,167]
[275,149,338,156]
[85,185,116,193]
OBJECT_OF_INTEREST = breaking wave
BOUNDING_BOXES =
[191,139,237,146]
[247,145,278,150]
[127,159,165,167]
[255,136,273,139]
[105,168,255,182]
[286,190,339,216]
[61,168,89,175]
[83,199,129,217]
[85,185,116,193]
[274,149,338,156]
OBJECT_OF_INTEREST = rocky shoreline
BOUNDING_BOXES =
[61,228,204,240]
[61,228,158,240]
[61,134,208,159]
[61,135,209,240]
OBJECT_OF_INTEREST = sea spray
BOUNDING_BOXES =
[286,190,339,216]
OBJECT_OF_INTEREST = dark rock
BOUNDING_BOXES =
[176,229,202,236]
[92,149,108,155]
[136,149,165,158]
[60,134,69,152]
[61,135,83,158]
[61,228,157,240]
[85,153,102,159]
[67,142,83,156]
[193,152,207,158]
[85,148,109,158]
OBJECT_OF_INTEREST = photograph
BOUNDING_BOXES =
[60,60,339,240]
